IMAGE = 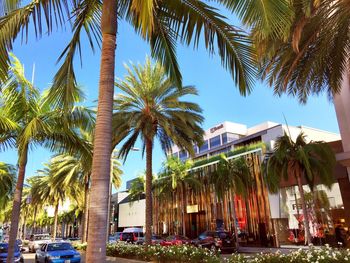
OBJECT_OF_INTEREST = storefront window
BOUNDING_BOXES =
[277,184,345,245]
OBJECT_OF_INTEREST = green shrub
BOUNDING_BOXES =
[226,245,350,263]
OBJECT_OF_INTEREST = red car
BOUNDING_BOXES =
[160,235,191,246]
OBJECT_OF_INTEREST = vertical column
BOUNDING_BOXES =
[333,71,350,180]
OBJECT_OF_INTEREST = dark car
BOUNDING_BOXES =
[192,231,235,251]
[120,232,144,244]
[160,235,191,246]
[0,242,24,263]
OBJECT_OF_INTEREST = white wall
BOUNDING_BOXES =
[118,200,145,228]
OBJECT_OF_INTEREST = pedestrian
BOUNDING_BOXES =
[335,222,345,247]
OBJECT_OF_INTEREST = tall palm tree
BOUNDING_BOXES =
[159,157,200,236]
[208,155,249,248]
[265,132,336,244]
[113,58,204,244]
[0,1,292,260]
[0,162,16,209]
[0,54,93,262]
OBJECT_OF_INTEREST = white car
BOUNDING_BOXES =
[28,234,51,252]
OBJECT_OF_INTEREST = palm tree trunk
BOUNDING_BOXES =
[32,206,37,234]
[145,137,153,245]
[85,0,117,261]
[53,202,59,240]
[181,184,186,236]
[296,174,312,245]
[7,145,28,263]
[229,189,239,249]
[82,174,90,242]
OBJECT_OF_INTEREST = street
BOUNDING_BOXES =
[22,253,145,263]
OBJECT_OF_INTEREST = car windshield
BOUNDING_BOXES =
[47,243,73,251]
[35,235,50,241]
[0,244,19,253]
[218,232,230,239]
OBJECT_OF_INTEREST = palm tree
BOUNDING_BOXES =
[208,155,249,248]
[1,1,293,260]
[0,162,16,209]
[256,0,349,103]
[113,58,204,244]
[159,157,200,236]
[0,54,93,262]
[49,148,122,242]
[265,132,336,244]
[34,168,67,240]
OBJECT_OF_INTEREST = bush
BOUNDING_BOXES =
[106,243,221,262]
[226,245,350,263]
[74,242,350,263]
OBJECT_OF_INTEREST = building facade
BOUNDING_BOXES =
[153,121,343,246]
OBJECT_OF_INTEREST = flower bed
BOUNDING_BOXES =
[73,243,350,263]
[226,245,350,263]
[74,242,220,262]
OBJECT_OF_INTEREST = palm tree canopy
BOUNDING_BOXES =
[113,58,204,160]
[158,156,200,192]
[1,0,293,104]
[256,0,350,103]
[0,162,16,209]
[266,132,336,193]
[0,54,94,158]
[208,154,249,201]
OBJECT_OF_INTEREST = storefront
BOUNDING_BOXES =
[153,147,273,246]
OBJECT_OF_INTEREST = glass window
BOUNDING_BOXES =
[47,243,73,251]
[199,140,209,153]
[193,145,198,154]
[179,150,187,159]
[222,133,239,144]
[209,135,221,149]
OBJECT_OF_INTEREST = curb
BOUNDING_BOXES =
[106,256,149,263]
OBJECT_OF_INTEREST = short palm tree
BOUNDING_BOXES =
[1,1,292,260]
[113,58,204,244]
[49,148,122,242]
[0,54,93,260]
[266,132,336,244]
[159,157,200,236]
[34,168,67,240]
[208,155,249,248]
[0,162,16,209]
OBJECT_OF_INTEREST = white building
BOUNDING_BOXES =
[170,121,340,161]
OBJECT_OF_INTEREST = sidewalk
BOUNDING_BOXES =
[237,245,309,255]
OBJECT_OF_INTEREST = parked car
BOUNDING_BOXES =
[191,231,235,251]
[0,242,24,262]
[108,232,122,243]
[120,228,144,244]
[160,235,191,246]
[28,234,51,252]
[135,234,164,245]
[35,242,81,263]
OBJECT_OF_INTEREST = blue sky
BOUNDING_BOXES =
[0,12,340,192]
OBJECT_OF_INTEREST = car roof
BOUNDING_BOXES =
[122,228,143,233]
